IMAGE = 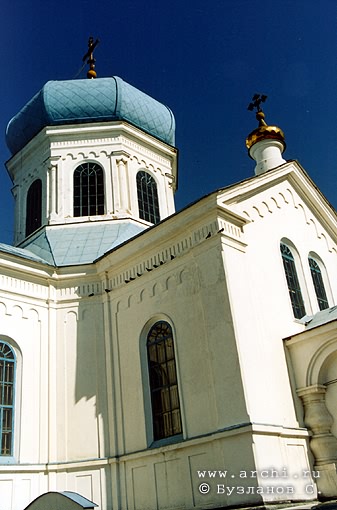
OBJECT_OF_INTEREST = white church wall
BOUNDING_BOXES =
[47,123,176,226]
[0,266,50,465]
[221,169,337,429]
[119,430,267,510]
[6,133,50,245]
[97,203,251,458]
[208,166,337,499]
[51,288,108,463]
[0,260,52,510]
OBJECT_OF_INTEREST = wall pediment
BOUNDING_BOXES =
[216,161,337,251]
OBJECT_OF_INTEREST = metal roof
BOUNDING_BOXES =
[19,221,146,266]
[24,491,97,510]
[300,305,337,330]
[6,76,175,155]
[0,242,51,265]
[61,491,98,508]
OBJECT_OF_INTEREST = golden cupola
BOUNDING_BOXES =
[246,95,286,175]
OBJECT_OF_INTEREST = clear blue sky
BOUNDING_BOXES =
[1,0,336,245]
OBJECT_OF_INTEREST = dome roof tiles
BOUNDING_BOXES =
[6,77,175,155]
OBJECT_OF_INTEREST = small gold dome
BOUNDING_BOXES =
[246,111,285,150]
[87,69,97,79]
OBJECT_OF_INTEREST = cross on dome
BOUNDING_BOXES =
[82,36,100,79]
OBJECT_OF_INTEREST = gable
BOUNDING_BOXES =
[216,161,337,254]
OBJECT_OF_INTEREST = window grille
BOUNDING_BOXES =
[309,258,329,310]
[280,244,306,319]
[0,342,15,456]
[137,171,160,224]
[26,179,42,236]
[73,162,105,217]
[147,321,182,440]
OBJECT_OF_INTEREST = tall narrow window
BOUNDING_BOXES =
[73,162,105,217]
[0,342,15,456]
[309,258,329,311]
[281,243,306,319]
[26,179,42,236]
[147,321,182,441]
[137,171,160,224]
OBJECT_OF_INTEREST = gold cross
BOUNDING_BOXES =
[82,37,100,79]
[247,94,268,113]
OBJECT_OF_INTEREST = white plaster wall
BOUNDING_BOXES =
[110,245,249,455]
[52,298,108,463]
[0,291,49,464]
[0,269,51,510]
[221,174,337,429]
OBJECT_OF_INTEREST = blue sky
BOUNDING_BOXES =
[1,0,336,245]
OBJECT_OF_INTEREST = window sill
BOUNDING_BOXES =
[0,456,16,465]
[149,434,183,449]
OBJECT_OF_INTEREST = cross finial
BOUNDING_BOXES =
[247,93,268,113]
[82,37,100,79]
[248,94,268,126]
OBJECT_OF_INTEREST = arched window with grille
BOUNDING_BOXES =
[147,321,182,441]
[137,171,160,224]
[280,243,306,319]
[26,179,42,236]
[309,257,329,311]
[73,162,105,217]
[0,342,15,456]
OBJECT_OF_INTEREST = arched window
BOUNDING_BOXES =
[280,243,306,319]
[73,162,105,217]
[137,171,160,224]
[26,179,42,236]
[0,342,15,456]
[147,321,182,441]
[309,257,329,311]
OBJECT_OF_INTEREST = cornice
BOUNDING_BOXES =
[46,121,177,154]
[6,121,177,176]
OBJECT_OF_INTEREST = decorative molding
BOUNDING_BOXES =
[0,216,244,304]
[0,300,41,321]
[57,148,171,179]
[0,275,49,300]
[55,282,101,301]
[115,266,195,312]
[120,136,173,165]
[239,185,336,253]
[52,136,173,168]
[102,218,243,297]
[53,137,121,148]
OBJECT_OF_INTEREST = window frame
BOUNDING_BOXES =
[308,255,330,311]
[73,161,105,217]
[136,170,160,224]
[25,179,42,237]
[145,320,182,443]
[0,341,16,458]
[280,242,306,319]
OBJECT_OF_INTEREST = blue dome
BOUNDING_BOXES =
[6,77,175,155]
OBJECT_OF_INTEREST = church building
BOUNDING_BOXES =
[0,57,337,510]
